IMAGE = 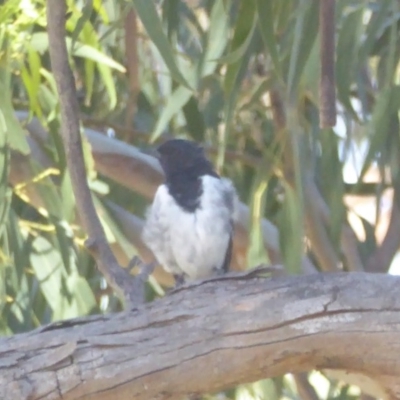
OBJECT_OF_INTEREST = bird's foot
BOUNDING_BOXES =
[126,256,156,282]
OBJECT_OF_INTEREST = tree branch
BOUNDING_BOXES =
[46,0,146,307]
[365,189,400,273]
[319,0,336,127]
[1,272,400,400]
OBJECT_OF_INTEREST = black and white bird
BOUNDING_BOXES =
[142,139,238,285]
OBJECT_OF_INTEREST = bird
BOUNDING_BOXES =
[142,139,238,285]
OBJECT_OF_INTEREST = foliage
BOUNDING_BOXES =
[1,0,400,398]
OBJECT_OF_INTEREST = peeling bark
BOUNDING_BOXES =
[1,272,400,399]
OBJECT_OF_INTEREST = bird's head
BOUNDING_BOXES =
[157,139,213,179]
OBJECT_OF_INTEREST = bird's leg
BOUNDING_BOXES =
[127,255,142,272]
[173,273,186,286]
[126,256,156,282]
[213,266,227,276]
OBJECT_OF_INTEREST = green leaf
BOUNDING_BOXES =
[0,0,20,25]
[200,0,231,77]
[357,86,393,183]
[60,173,76,223]
[71,0,94,52]
[279,182,303,275]
[247,177,270,268]
[82,130,97,181]
[30,235,96,321]
[202,76,224,130]
[256,0,282,79]
[223,0,256,95]
[151,85,192,142]
[0,70,30,155]
[131,0,191,88]
[287,0,319,96]
[25,162,64,219]
[318,128,345,251]
[93,0,109,23]
[96,62,117,110]
[30,236,67,320]
[30,33,126,73]
[182,96,205,141]
[162,0,180,39]
[358,1,391,61]
[219,0,257,169]
[216,16,256,64]
[336,7,363,118]
[97,198,139,259]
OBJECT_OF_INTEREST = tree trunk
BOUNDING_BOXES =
[1,272,400,400]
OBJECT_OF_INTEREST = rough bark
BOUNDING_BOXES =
[1,272,400,400]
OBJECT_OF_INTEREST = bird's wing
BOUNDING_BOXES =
[220,178,240,218]
[142,185,179,273]
[221,229,233,272]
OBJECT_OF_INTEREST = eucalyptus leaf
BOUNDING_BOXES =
[201,0,231,77]
[30,33,126,72]
[131,0,191,88]
[151,86,193,142]
[0,77,30,155]
[257,0,282,78]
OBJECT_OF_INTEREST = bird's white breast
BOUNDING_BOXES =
[142,175,236,280]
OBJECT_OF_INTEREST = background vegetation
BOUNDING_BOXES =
[1,0,399,398]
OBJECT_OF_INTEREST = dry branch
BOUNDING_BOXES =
[1,272,400,399]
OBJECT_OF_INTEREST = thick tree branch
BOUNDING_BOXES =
[1,273,400,400]
[46,0,146,307]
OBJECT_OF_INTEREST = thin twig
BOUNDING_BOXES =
[47,0,147,308]
[319,0,336,127]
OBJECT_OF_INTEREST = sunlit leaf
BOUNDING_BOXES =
[71,0,94,51]
[200,0,231,77]
[0,70,30,155]
[30,33,126,72]
[247,176,270,268]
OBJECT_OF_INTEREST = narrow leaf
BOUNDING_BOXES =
[131,0,191,88]
[151,86,192,142]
